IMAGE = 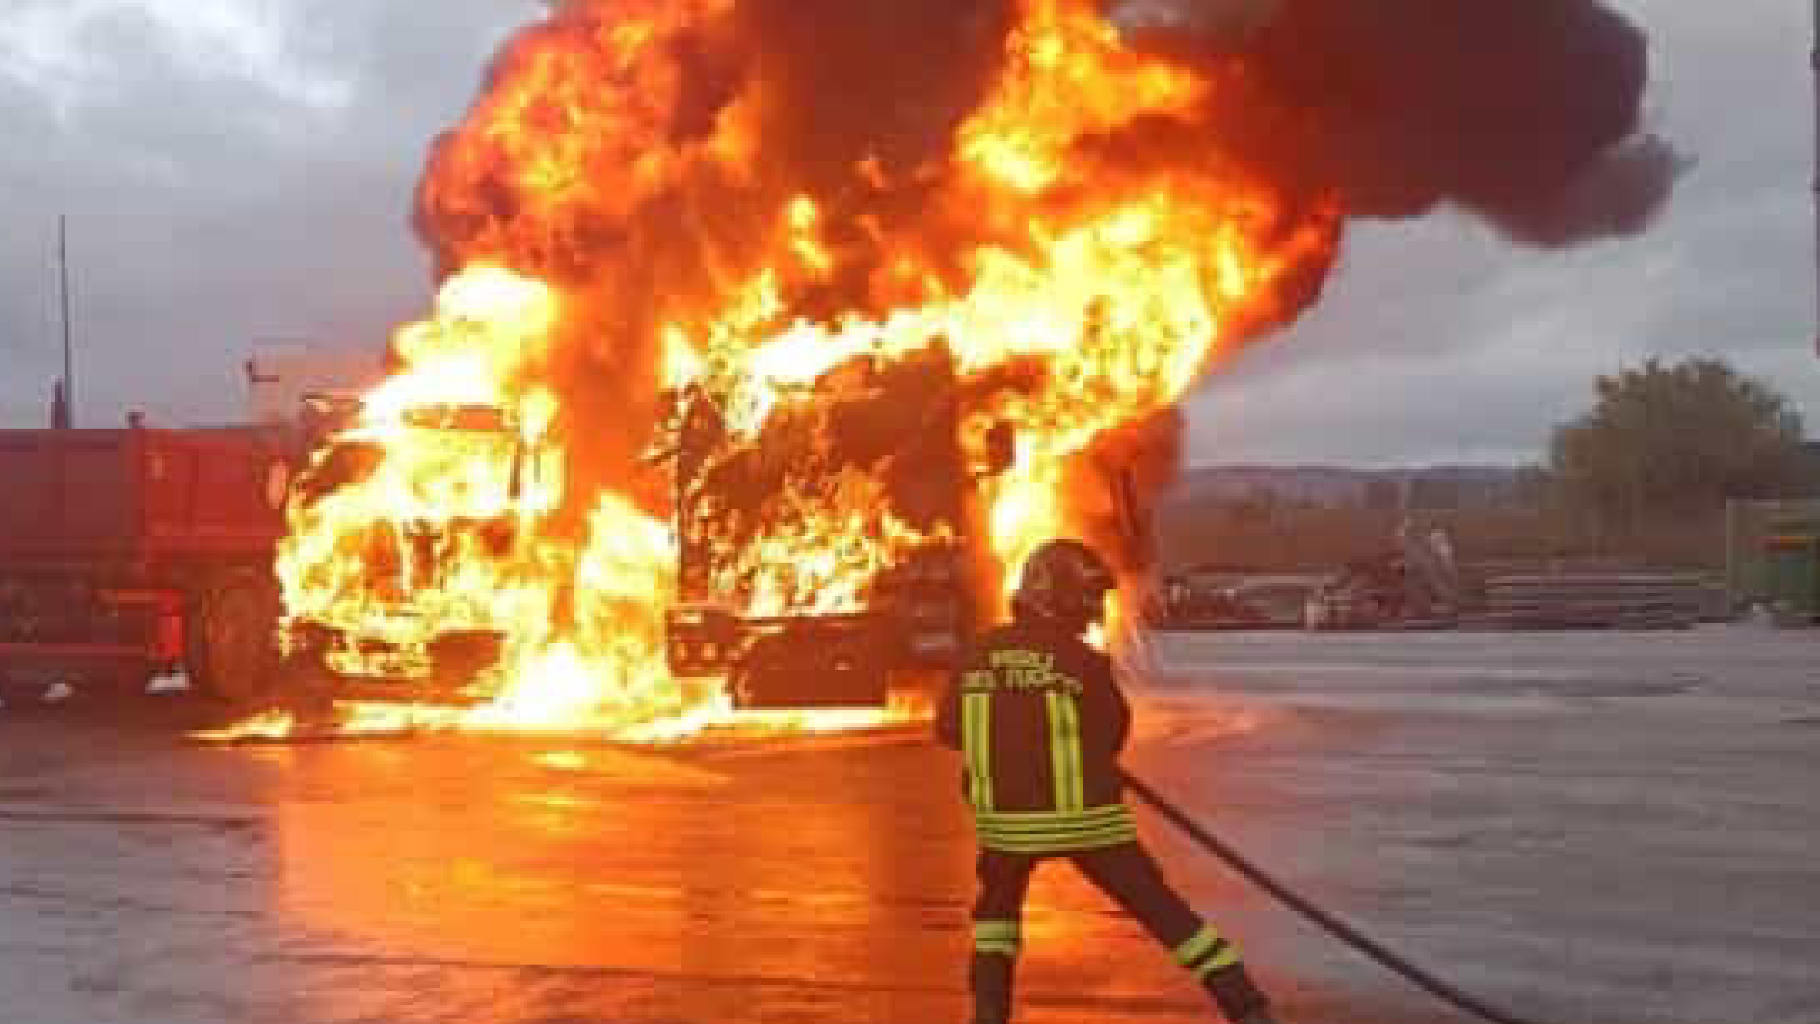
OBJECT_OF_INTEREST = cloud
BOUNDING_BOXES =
[0,0,353,115]
[0,0,531,427]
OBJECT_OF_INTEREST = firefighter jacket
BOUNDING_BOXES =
[936,620,1137,854]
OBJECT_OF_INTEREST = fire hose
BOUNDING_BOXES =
[1123,772,1551,1024]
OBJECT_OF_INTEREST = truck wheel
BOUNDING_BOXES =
[186,578,282,706]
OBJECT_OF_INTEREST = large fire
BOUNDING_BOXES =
[242,0,1342,741]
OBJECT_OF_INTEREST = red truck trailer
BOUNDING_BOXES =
[0,427,291,702]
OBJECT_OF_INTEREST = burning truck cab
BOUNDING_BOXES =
[656,341,1013,710]
[279,394,565,702]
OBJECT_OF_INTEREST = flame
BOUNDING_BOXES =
[228,0,1339,742]
[960,0,1207,194]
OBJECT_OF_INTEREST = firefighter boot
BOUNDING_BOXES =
[968,953,1015,1024]
[1203,963,1273,1024]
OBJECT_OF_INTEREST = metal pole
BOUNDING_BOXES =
[58,214,74,426]
[1724,498,1739,613]
[1812,0,1819,357]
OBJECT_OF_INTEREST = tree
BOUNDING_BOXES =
[1550,358,1806,537]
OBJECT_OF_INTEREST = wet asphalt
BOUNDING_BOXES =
[2,626,1816,1024]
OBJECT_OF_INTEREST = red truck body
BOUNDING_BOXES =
[0,428,290,693]
[0,429,286,561]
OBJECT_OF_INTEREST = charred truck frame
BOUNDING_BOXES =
[657,342,1013,709]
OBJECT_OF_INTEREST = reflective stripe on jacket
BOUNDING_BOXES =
[936,620,1133,854]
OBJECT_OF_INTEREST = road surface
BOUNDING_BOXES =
[2,627,1816,1023]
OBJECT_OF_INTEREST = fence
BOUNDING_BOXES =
[1478,573,1714,630]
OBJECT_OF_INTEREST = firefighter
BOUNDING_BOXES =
[937,539,1280,1024]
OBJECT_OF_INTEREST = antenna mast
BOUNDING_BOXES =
[58,215,75,426]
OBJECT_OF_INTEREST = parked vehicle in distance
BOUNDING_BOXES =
[1155,572,1312,630]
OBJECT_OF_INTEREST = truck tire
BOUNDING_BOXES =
[186,576,282,706]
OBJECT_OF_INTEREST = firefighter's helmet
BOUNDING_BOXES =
[1012,539,1116,630]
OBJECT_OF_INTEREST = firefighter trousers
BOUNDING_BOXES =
[969,841,1268,1022]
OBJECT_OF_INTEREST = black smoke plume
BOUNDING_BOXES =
[1132,0,1686,245]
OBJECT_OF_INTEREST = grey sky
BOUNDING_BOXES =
[0,0,1812,468]
[0,0,527,426]
[1192,0,1820,467]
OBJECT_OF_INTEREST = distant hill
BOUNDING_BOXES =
[1166,464,1526,509]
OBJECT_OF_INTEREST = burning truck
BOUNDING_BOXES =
[280,393,563,702]
[654,341,1022,708]
[277,317,1014,711]
[265,256,1162,727]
